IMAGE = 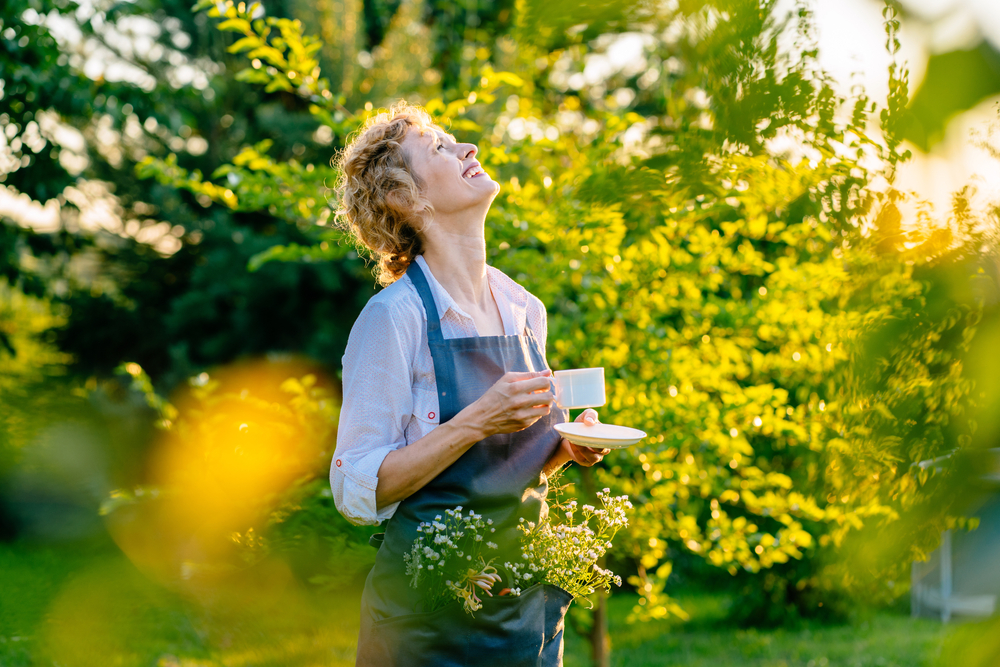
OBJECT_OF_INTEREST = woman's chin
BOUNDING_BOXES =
[463,177,500,198]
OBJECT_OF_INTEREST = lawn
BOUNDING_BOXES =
[563,593,950,667]
[0,537,362,667]
[1,538,953,667]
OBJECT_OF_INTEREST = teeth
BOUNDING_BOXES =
[464,166,482,178]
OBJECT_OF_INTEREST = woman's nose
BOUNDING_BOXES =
[461,143,477,159]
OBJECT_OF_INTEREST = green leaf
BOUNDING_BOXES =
[247,241,350,272]
[227,36,261,54]
[264,77,294,93]
[217,17,252,33]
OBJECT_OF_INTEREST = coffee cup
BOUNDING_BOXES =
[553,367,606,409]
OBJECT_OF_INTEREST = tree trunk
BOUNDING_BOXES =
[589,586,610,667]
[579,466,610,667]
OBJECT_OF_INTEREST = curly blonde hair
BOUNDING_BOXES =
[332,101,440,286]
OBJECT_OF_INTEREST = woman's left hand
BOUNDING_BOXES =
[560,408,610,466]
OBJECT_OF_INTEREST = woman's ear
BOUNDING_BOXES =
[413,197,433,225]
[413,210,432,238]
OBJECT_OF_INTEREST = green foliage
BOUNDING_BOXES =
[136,0,531,274]
[903,41,1000,151]
[496,148,869,621]
[0,280,73,473]
[0,280,71,392]
[100,360,379,590]
[1,0,379,388]
[0,0,89,203]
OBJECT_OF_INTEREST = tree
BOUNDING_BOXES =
[0,0,381,390]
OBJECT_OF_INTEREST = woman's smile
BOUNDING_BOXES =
[464,168,484,178]
[462,162,489,181]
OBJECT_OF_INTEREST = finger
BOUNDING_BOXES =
[518,405,551,422]
[519,391,554,408]
[575,408,599,425]
[513,376,555,393]
[504,370,552,383]
[585,447,609,463]
[569,443,599,465]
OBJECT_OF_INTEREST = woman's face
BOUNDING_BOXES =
[400,125,500,222]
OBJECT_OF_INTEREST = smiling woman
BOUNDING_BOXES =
[329,101,608,667]
[333,102,500,287]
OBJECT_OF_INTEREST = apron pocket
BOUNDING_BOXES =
[466,583,573,666]
[539,583,574,664]
[369,601,466,667]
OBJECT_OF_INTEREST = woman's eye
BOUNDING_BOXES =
[436,144,444,151]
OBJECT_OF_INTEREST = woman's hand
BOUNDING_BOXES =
[565,408,611,465]
[377,370,553,509]
[543,409,610,475]
[463,369,554,438]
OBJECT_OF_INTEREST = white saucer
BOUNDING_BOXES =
[553,422,647,449]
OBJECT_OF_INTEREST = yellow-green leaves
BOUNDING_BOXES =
[137,140,337,234]
[202,0,337,109]
[137,153,239,209]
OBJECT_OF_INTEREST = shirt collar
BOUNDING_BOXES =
[486,263,527,336]
[413,255,458,323]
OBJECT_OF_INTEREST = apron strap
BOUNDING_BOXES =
[406,260,444,344]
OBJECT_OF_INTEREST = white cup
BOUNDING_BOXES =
[553,368,606,409]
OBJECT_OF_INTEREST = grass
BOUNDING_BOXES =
[0,537,362,667]
[0,538,957,666]
[564,592,951,667]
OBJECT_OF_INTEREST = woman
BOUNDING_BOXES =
[330,101,609,667]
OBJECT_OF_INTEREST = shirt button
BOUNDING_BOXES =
[428,412,436,420]
[336,459,342,467]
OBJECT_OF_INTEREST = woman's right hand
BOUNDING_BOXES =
[375,369,553,509]
[465,369,554,437]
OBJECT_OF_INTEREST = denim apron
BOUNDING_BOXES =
[355,261,573,667]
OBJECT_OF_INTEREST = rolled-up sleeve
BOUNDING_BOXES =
[331,299,413,526]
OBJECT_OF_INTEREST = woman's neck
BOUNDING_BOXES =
[421,232,490,308]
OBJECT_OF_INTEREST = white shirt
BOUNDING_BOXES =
[331,255,549,526]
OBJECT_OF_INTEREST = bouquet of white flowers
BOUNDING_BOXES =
[506,488,631,604]
[405,489,631,616]
[404,506,502,615]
